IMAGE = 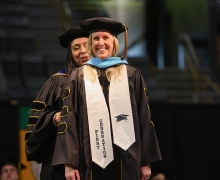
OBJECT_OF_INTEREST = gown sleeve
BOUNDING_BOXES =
[52,69,80,168]
[133,69,162,167]
[25,74,67,163]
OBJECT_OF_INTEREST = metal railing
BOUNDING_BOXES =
[203,76,220,104]
[178,33,220,104]
[178,33,201,100]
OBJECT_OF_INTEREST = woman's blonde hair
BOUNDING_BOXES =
[86,33,120,57]
[83,65,124,83]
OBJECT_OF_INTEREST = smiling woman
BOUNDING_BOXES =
[52,17,162,180]
[91,31,115,60]
[25,27,90,180]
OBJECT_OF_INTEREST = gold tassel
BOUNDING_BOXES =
[121,24,128,59]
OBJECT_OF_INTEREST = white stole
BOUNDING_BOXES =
[84,67,114,168]
[109,65,135,150]
[84,65,135,169]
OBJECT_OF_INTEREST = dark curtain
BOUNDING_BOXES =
[151,103,220,179]
[0,102,19,162]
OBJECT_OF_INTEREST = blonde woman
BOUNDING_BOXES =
[52,17,162,180]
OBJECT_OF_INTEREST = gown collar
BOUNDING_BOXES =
[86,57,128,69]
[57,69,66,74]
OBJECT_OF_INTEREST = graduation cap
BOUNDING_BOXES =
[79,17,128,59]
[58,27,90,48]
[115,114,129,122]
[79,17,127,36]
[0,157,26,173]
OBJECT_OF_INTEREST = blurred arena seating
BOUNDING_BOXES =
[0,0,67,101]
[1,0,220,104]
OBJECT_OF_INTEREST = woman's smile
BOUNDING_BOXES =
[92,31,114,60]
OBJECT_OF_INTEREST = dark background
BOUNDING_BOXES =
[1,0,220,179]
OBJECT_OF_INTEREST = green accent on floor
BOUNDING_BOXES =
[20,106,31,129]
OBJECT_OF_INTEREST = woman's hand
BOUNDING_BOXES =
[53,112,61,126]
[140,164,151,180]
[65,164,80,180]
[55,112,61,123]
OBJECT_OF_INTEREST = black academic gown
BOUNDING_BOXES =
[25,73,67,180]
[52,65,162,180]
